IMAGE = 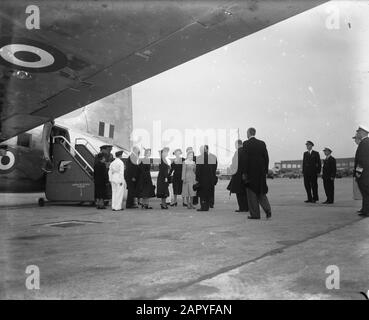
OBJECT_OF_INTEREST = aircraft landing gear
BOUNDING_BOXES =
[38,197,45,207]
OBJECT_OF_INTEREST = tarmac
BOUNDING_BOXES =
[0,178,368,300]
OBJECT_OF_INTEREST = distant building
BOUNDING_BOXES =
[280,157,355,173]
[273,162,281,173]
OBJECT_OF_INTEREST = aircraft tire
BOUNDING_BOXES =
[38,198,45,207]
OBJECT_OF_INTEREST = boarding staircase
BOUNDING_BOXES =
[45,136,97,203]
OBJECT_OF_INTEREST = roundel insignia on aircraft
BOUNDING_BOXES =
[0,148,17,174]
[0,37,67,72]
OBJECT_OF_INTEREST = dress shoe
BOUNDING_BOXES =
[197,209,209,212]
[266,212,272,219]
[322,201,329,204]
[304,200,312,203]
[235,210,247,213]
[357,209,363,213]
[247,216,260,220]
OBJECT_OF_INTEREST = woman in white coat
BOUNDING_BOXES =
[108,151,125,211]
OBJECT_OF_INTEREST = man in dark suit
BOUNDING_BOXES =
[354,125,369,217]
[302,140,321,203]
[124,146,140,208]
[241,128,271,220]
[227,139,248,213]
[204,145,217,208]
[195,145,218,211]
[322,147,336,204]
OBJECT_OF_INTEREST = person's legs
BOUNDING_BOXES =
[358,180,369,215]
[258,193,271,217]
[303,175,313,201]
[161,197,168,209]
[246,188,260,218]
[199,197,209,211]
[330,179,335,203]
[111,182,117,210]
[116,184,124,210]
[188,196,194,208]
[126,182,134,208]
[171,194,178,205]
[209,187,215,208]
[311,174,319,201]
[323,178,329,202]
[236,191,248,211]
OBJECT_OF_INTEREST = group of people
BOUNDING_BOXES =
[297,124,369,218]
[93,144,218,212]
[93,124,369,219]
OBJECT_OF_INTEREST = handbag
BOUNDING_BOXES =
[193,182,200,192]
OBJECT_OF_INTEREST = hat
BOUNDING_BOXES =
[115,151,123,157]
[305,140,314,146]
[173,148,182,155]
[323,147,332,153]
[357,125,369,134]
[100,144,113,150]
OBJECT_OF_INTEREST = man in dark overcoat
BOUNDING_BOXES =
[195,145,217,211]
[241,127,271,220]
[322,147,336,204]
[354,125,369,217]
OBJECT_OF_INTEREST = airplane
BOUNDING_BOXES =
[0,0,328,202]
[0,89,132,197]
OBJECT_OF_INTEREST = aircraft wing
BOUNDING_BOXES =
[0,0,327,141]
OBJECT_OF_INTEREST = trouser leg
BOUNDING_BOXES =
[311,174,319,201]
[200,197,209,211]
[209,188,215,208]
[116,185,124,210]
[126,187,134,208]
[323,178,329,201]
[330,179,335,202]
[111,183,117,210]
[358,179,369,214]
[258,193,271,216]
[324,179,334,202]
[304,175,312,201]
[236,192,248,211]
[246,188,260,218]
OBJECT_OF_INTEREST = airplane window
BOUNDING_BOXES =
[98,121,104,137]
[17,133,32,148]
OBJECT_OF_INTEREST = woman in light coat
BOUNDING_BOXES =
[181,150,197,209]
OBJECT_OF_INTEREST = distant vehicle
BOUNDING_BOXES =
[281,172,301,179]
[336,168,353,178]
[267,170,275,179]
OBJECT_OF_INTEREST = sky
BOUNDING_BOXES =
[132,0,369,167]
